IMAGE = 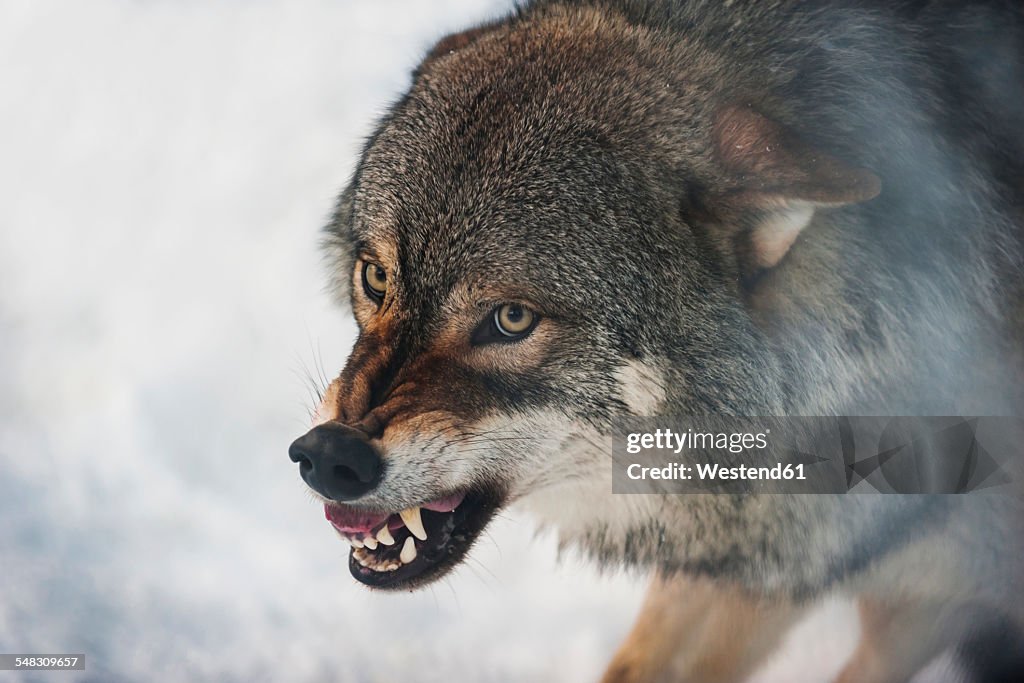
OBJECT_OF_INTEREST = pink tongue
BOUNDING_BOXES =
[323,493,465,534]
[422,493,465,513]
[324,505,389,534]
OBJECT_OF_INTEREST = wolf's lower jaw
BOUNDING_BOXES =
[325,490,500,589]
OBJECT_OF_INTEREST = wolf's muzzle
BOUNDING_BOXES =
[288,423,382,501]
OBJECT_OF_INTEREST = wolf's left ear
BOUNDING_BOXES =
[712,105,881,269]
[425,25,495,61]
[415,22,503,77]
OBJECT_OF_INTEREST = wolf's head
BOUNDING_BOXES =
[289,6,879,589]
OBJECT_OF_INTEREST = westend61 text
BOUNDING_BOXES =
[627,462,807,481]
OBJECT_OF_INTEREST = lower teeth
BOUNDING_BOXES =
[353,544,412,573]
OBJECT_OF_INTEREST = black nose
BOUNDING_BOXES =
[288,424,383,501]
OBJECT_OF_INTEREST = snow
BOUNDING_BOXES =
[0,2,642,680]
[0,1,873,681]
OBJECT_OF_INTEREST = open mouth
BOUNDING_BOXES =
[324,490,499,589]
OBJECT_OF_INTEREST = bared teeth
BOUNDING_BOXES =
[400,536,417,564]
[353,544,400,572]
[400,507,427,541]
[343,505,434,571]
[376,525,395,546]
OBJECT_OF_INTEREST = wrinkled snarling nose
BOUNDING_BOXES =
[288,423,383,501]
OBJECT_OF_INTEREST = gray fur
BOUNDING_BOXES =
[318,0,1024,656]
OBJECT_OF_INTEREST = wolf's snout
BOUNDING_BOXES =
[288,424,382,501]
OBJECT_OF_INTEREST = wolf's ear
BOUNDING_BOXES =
[713,105,881,269]
[426,25,494,61]
[416,22,502,76]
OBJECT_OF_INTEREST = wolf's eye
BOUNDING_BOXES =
[496,304,534,335]
[473,303,538,344]
[361,261,387,303]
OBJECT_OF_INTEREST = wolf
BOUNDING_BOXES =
[289,0,1024,679]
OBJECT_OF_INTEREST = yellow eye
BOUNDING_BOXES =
[494,303,535,337]
[361,261,387,301]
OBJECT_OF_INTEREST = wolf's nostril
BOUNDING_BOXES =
[288,444,314,473]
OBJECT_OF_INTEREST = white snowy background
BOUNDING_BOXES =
[0,1,875,682]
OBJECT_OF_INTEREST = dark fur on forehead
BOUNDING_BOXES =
[345,7,741,340]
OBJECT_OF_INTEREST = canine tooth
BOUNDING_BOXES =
[400,536,417,564]
[376,525,395,545]
[363,535,378,550]
[400,507,427,541]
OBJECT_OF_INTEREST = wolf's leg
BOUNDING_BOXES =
[834,599,949,683]
[600,573,801,683]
